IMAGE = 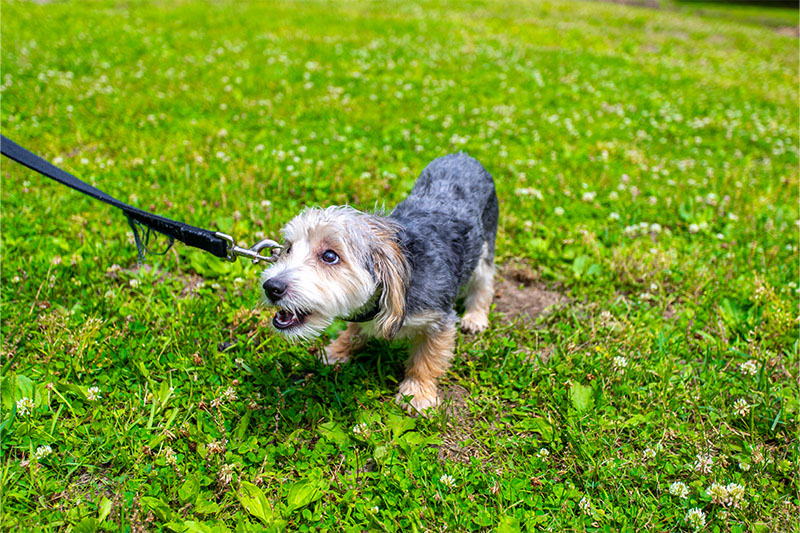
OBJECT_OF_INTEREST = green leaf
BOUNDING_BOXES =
[286,478,326,513]
[237,481,275,524]
[183,521,218,533]
[719,297,747,329]
[528,417,554,442]
[317,421,349,445]
[373,445,389,463]
[73,518,100,533]
[572,255,589,277]
[194,494,221,515]
[386,413,415,439]
[98,496,113,522]
[179,476,201,503]
[569,382,593,413]
[16,375,34,400]
[496,515,521,533]
[235,410,252,442]
[141,496,174,521]
[1,373,16,410]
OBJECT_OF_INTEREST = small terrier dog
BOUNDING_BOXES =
[261,153,498,412]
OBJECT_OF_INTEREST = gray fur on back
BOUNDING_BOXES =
[389,153,499,315]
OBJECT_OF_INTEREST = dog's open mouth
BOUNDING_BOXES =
[273,309,309,330]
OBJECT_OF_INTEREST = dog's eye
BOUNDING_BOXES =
[284,245,292,256]
[320,250,339,264]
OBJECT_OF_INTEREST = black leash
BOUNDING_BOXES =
[1,135,281,264]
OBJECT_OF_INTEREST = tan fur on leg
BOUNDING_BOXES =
[322,323,366,365]
[396,321,456,413]
[461,243,494,333]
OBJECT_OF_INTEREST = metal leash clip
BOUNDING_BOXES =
[215,232,282,265]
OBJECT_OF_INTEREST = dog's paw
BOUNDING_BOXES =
[460,311,489,334]
[320,344,350,365]
[396,379,439,415]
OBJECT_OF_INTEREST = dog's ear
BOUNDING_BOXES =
[368,221,409,339]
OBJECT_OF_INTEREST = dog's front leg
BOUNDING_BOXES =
[396,320,456,413]
[321,323,366,365]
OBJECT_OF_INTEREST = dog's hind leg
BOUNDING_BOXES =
[461,242,494,333]
[321,323,366,365]
[397,318,456,413]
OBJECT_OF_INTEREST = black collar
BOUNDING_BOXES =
[344,287,382,322]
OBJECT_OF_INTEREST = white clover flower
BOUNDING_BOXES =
[554,207,565,216]
[439,474,456,489]
[732,398,750,417]
[163,447,177,466]
[370,505,380,513]
[738,462,750,472]
[669,481,689,499]
[34,445,53,460]
[222,387,238,402]
[740,360,757,376]
[129,279,140,288]
[352,423,368,436]
[612,356,628,372]
[649,223,662,234]
[581,191,596,202]
[218,463,235,485]
[10,275,20,283]
[514,187,543,200]
[87,386,101,401]
[694,453,714,474]
[648,196,657,205]
[708,482,728,504]
[16,397,35,416]
[643,448,656,461]
[578,496,591,514]
[609,212,620,221]
[688,223,700,234]
[536,448,550,460]
[685,508,706,530]
[725,483,745,508]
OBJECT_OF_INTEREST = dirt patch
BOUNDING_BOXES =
[776,26,799,37]
[439,384,470,420]
[493,264,566,324]
[596,0,661,7]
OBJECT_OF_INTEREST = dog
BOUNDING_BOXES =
[260,153,498,412]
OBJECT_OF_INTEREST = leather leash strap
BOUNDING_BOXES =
[1,135,231,259]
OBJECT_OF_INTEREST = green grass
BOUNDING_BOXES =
[1,0,797,531]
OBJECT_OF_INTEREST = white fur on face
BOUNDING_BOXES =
[260,207,379,340]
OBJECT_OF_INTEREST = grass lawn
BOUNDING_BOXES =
[1,0,798,531]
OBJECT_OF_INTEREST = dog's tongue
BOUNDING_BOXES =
[273,309,300,330]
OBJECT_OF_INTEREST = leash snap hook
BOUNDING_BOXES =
[215,232,282,265]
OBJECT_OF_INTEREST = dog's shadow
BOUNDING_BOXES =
[247,330,410,424]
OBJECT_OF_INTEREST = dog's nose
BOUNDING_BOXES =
[263,278,288,301]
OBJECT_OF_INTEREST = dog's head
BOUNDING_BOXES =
[260,206,409,340]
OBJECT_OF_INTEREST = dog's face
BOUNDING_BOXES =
[260,207,409,340]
